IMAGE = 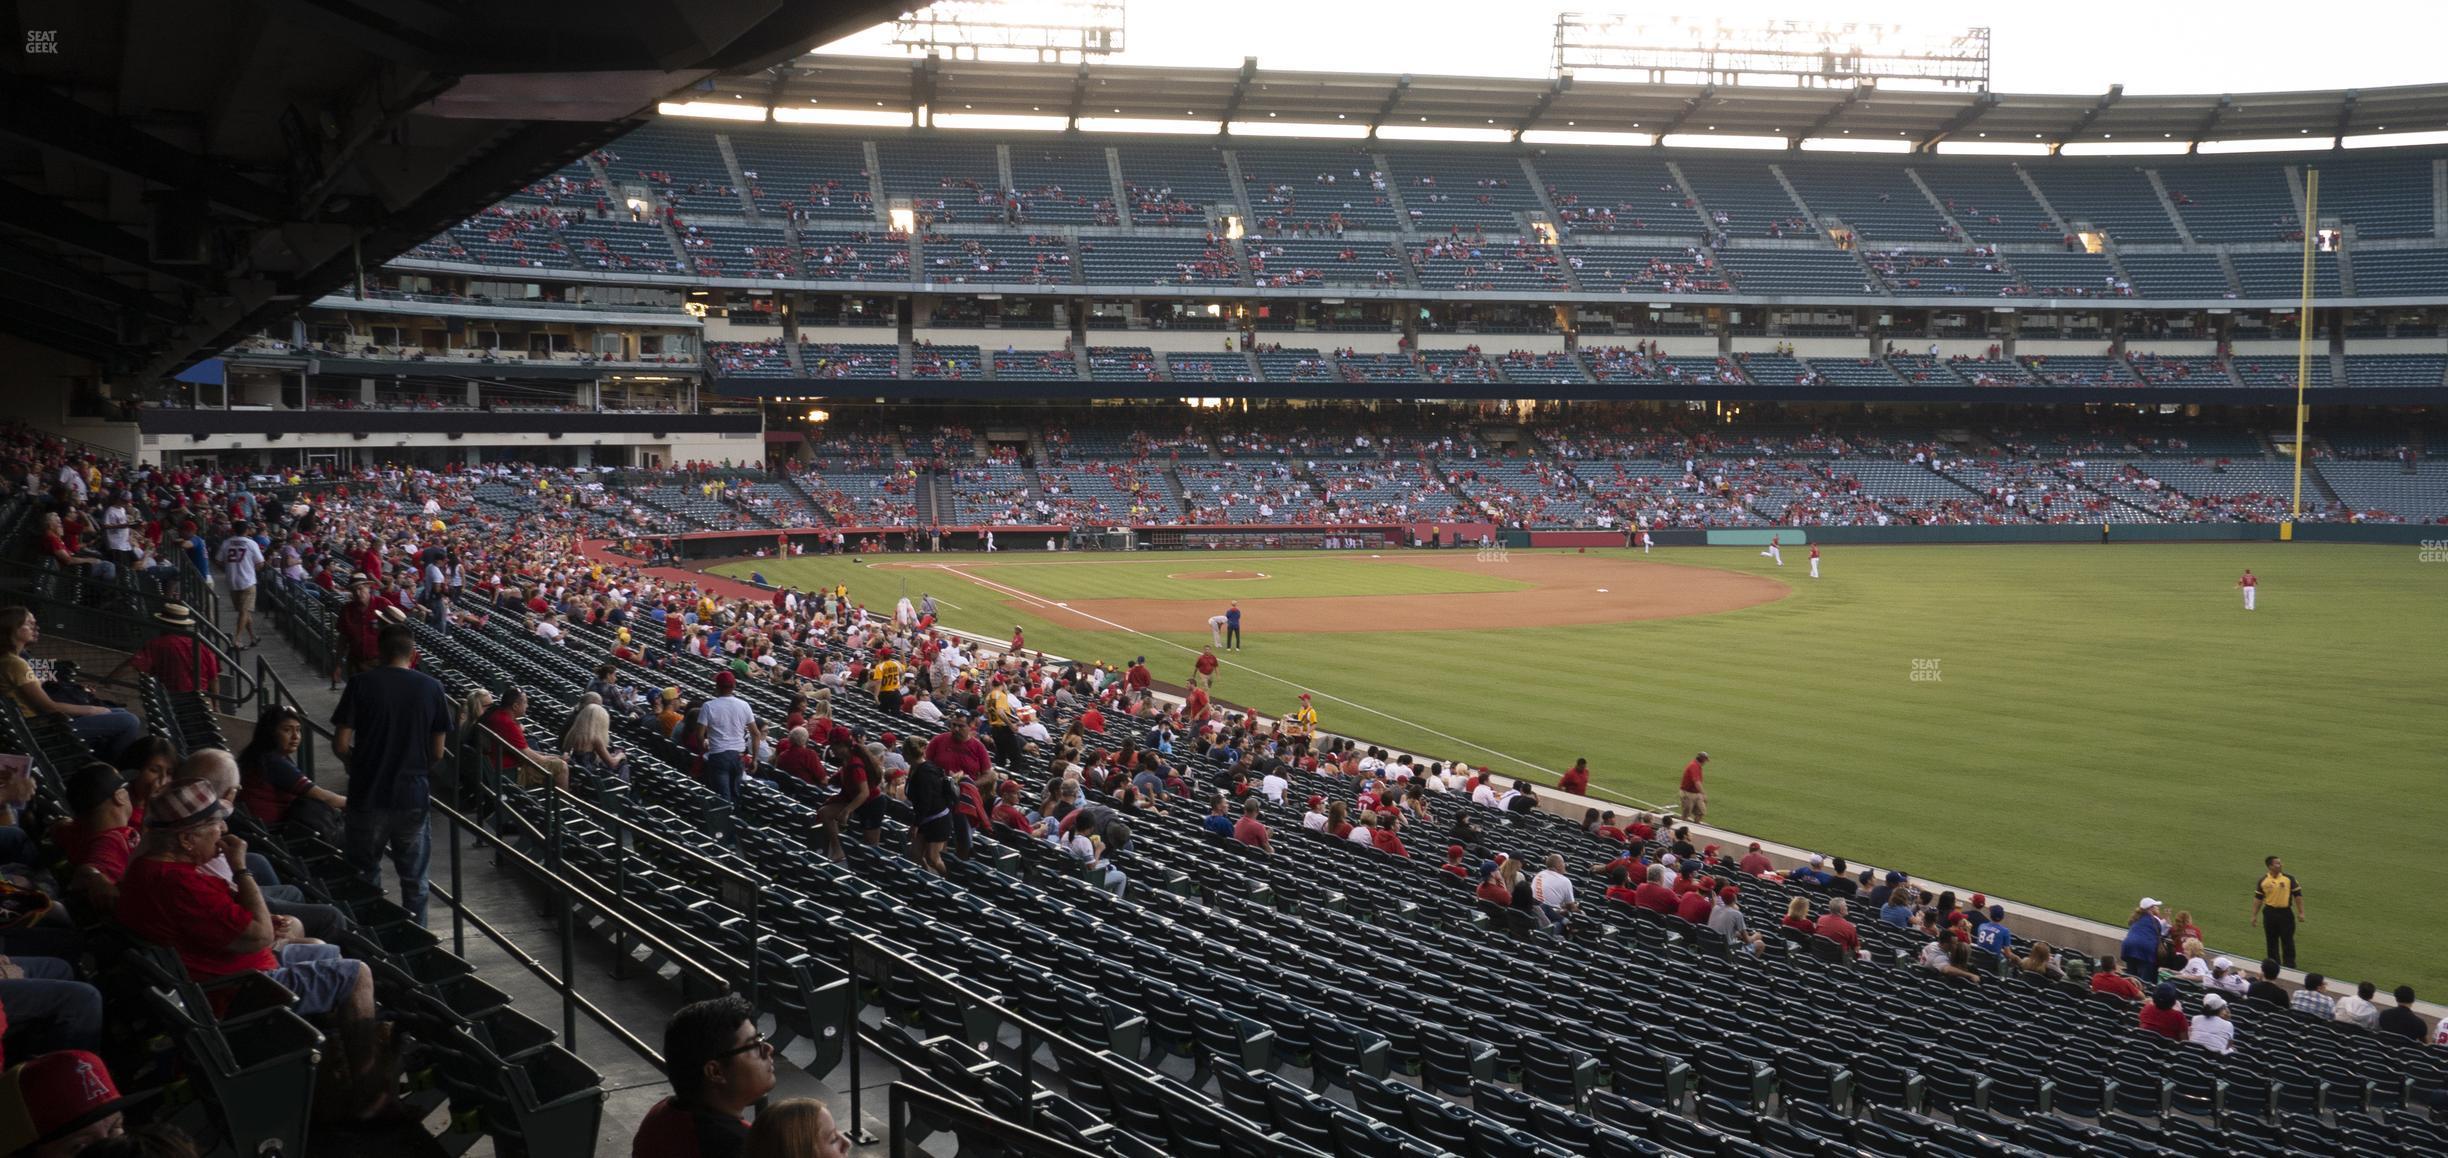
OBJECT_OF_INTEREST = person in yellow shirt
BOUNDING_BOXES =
[2249,855,2305,969]
[872,654,906,714]
[1290,693,1318,741]
[983,677,1020,766]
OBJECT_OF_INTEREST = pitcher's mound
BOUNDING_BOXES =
[1170,570,1271,581]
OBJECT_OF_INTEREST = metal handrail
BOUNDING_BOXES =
[839,929,1326,1157]
[886,1083,1103,1158]
[0,581,247,713]
[457,722,763,1041]
[431,794,672,1069]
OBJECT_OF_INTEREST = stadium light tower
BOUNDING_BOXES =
[1552,13,1991,91]
[890,0,1125,63]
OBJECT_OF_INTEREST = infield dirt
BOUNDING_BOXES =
[946,552,1788,633]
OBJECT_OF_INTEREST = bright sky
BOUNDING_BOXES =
[817,0,2442,96]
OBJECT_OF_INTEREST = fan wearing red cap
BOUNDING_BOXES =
[0,1049,153,1155]
[1440,843,1472,879]
[700,671,759,809]
[1739,841,1773,877]
[1288,693,1317,740]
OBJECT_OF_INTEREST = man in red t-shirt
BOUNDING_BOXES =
[1231,798,1272,853]
[1439,843,1471,878]
[924,716,992,780]
[1078,704,1106,734]
[632,994,775,1158]
[115,780,379,1060]
[1557,758,1590,796]
[989,779,1032,833]
[1738,841,1774,877]
[59,764,139,911]
[1813,898,1862,955]
[2090,956,2144,1001]
[1633,866,1681,913]
[1125,657,1152,696]
[122,605,218,693]
[770,728,827,786]
[1679,752,1709,821]
[1191,647,1219,689]
[1675,884,1715,925]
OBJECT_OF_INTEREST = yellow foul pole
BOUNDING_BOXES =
[2285,168,2320,540]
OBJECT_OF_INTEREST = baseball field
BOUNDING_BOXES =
[713,542,2447,994]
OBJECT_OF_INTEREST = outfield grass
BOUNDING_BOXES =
[715,543,2448,993]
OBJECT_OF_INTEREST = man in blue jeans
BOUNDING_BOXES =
[0,954,103,1057]
[698,670,760,807]
[332,623,450,924]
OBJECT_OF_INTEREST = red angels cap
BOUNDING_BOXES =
[1748,841,1762,851]
[1298,693,1311,701]
[1719,885,1740,904]
[0,1049,152,1150]
[1306,795,1324,808]
[1446,843,1466,859]
[714,670,736,692]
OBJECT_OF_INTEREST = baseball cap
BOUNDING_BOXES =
[145,779,228,829]
[714,670,736,692]
[1718,885,1740,904]
[1306,795,1324,808]
[1987,905,2006,921]
[2202,993,2228,1012]
[1703,844,1720,856]
[1446,843,1466,859]
[2140,897,2161,909]
[2211,956,2233,971]
[1807,854,1824,867]
[1969,893,1987,908]
[1748,841,1763,852]
[0,1049,152,1151]
[65,764,126,816]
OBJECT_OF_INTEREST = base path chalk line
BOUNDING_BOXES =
[936,563,1588,785]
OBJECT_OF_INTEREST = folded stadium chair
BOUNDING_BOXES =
[1262,1082,1338,1152]
[1214,1064,1285,1124]
[1587,1124,1674,1158]
[1328,1109,1443,1158]
[1519,1037,1599,1109]
[1606,1040,1693,1111]
[1848,1054,1926,1115]
[1695,1042,1778,1113]
[136,983,323,1158]
[1470,1078,1539,1131]
[2109,1057,2173,1120]
[1775,1053,1854,1110]
[1983,1063,2056,1117]
[1403,1092,1478,1154]
[1306,1015,1391,1092]
[2165,1063,2230,1126]
[1192,1001,1279,1090]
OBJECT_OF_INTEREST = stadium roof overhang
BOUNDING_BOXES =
[0,0,903,381]
[735,54,2448,151]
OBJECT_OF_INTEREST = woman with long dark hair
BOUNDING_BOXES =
[237,703,346,824]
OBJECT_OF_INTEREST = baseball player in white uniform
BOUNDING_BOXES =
[1808,543,1821,579]
[1638,526,1652,554]
[1207,613,1229,647]
[1760,534,1783,566]
[2237,569,2257,611]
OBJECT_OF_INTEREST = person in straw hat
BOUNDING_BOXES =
[107,603,220,695]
